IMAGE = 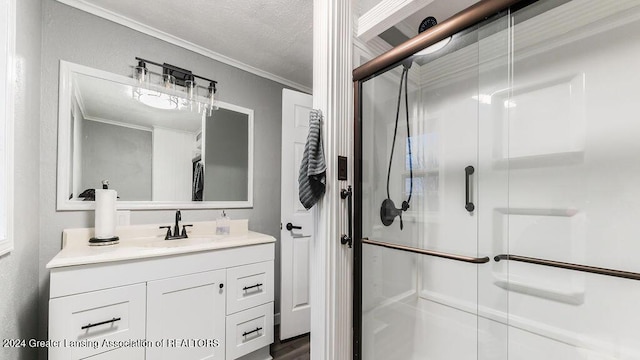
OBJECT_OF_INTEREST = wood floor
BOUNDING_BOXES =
[270,325,310,360]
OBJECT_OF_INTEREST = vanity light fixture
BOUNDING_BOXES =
[208,81,218,111]
[132,57,218,114]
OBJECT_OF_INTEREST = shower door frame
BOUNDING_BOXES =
[352,0,640,358]
[351,0,527,358]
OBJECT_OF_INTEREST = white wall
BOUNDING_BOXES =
[81,120,152,200]
[152,126,194,201]
[204,109,249,201]
[0,0,42,359]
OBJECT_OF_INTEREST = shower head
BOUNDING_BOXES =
[419,16,438,33]
[406,16,452,65]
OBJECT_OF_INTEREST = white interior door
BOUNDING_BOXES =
[280,89,313,340]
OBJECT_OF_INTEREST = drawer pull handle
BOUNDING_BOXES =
[81,317,121,330]
[242,327,262,337]
[243,283,263,291]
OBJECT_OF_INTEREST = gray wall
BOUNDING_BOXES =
[204,109,249,201]
[0,0,42,359]
[81,120,152,201]
[39,1,285,355]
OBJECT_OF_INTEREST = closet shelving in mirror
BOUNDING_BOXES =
[133,57,219,116]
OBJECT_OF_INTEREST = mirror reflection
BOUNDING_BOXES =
[59,62,253,209]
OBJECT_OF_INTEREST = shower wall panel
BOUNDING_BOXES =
[502,1,640,358]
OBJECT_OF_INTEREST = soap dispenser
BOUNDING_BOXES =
[216,211,230,235]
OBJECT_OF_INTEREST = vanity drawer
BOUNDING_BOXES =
[49,283,146,360]
[226,260,274,314]
[79,346,143,360]
[226,302,274,359]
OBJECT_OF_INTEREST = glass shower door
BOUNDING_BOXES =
[500,1,640,358]
[357,12,510,359]
[356,1,640,359]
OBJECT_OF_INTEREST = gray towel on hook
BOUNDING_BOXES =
[298,109,326,210]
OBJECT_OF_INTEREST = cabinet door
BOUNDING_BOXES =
[147,270,226,360]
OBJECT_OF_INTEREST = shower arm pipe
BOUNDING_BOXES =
[362,238,490,264]
[352,0,526,82]
[494,254,640,281]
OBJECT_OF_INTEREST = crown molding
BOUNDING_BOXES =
[353,36,393,60]
[357,0,434,42]
[353,36,421,86]
[56,0,312,94]
[395,20,417,38]
[84,115,153,133]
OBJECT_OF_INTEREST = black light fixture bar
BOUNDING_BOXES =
[135,56,218,88]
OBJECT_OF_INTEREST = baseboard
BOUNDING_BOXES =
[236,346,271,360]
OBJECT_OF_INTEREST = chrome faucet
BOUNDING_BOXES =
[159,210,192,240]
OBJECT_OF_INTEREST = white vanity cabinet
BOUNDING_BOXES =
[47,229,275,360]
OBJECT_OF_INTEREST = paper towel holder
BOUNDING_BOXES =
[89,180,120,246]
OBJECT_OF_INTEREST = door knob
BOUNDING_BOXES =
[286,223,302,231]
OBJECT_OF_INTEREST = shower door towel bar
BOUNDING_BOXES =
[494,254,640,281]
[362,238,490,264]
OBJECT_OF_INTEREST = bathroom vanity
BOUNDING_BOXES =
[47,220,275,360]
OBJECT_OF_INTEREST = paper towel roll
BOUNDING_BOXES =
[95,189,117,239]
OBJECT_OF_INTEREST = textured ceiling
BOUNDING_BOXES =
[67,0,479,90]
[74,0,314,90]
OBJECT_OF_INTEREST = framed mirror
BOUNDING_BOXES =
[56,61,254,210]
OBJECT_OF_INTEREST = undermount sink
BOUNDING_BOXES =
[140,236,222,248]
[46,219,266,270]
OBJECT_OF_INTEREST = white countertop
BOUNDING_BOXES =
[46,220,275,269]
